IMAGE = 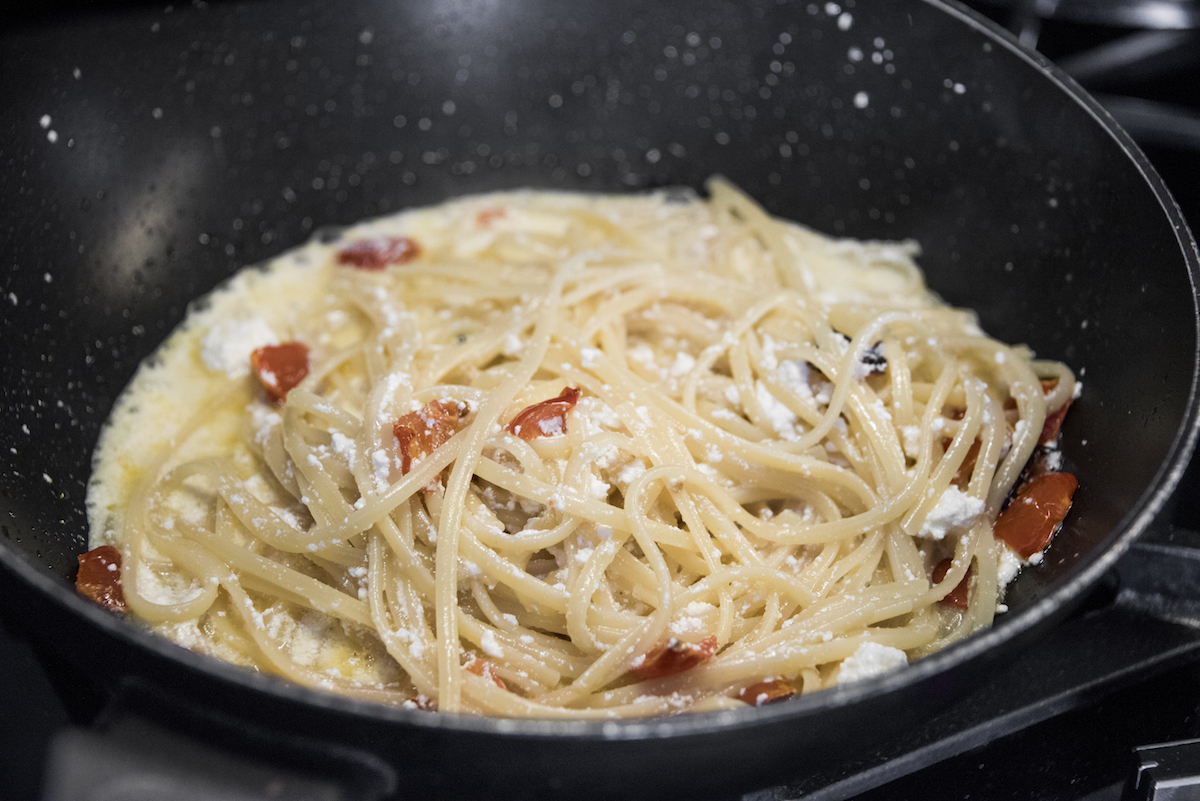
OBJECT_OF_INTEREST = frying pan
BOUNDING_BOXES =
[1,0,1198,798]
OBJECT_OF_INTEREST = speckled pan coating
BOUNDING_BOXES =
[1,1,1197,798]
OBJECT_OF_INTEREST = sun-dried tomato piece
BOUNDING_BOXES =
[335,236,420,270]
[1003,381,1072,444]
[629,635,718,681]
[931,558,971,611]
[736,678,796,707]
[994,472,1078,559]
[463,653,506,690]
[1040,405,1071,445]
[476,208,506,227]
[506,387,581,441]
[251,341,310,403]
[1038,380,1073,445]
[76,545,126,613]
[393,400,463,475]
[943,437,982,489]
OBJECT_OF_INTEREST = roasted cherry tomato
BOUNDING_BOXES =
[736,678,797,707]
[76,545,127,613]
[475,208,506,227]
[393,400,464,475]
[251,341,309,403]
[464,653,507,690]
[506,387,580,441]
[931,558,971,611]
[1038,379,1073,444]
[335,236,420,270]
[994,472,1078,559]
[629,635,718,681]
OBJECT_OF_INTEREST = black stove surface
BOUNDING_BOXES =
[3,2,1200,799]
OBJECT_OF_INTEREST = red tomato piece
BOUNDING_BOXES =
[393,401,463,475]
[736,678,797,707]
[994,472,1078,559]
[942,437,981,489]
[335,236,420,270]
[476,208,506,227]
[1037,379,1072,444]
[629,635,718,681]
[463,653,507,690]
[931,558,971,611]
[251,341,310,403]
[1008,380,1072,444]
[76,545,126,613]
[506,387,581,441]
[1040,403,1072,444]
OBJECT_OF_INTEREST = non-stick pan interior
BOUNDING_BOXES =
[1,0,1197,796]
[4,0,1194,602]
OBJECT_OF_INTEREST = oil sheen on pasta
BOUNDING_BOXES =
[86,180,1076,717]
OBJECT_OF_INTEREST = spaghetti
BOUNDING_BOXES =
[84,180,1076,717]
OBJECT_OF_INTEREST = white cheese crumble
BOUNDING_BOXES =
[669,351,696,377]
[628,343,660,374]
[838,642,908,683]
[581,472,610,500]
[330,432,357,463]
[575,397,622,435]
[755,381,801,440]
[371,448,392,490]
[997,543,1024,586]
[617,460,647,487]
[480,629,504,657]
[201,318,278,379]
[760,333,781,370]
[899,425,922,459]
[918,486,984,540]
[250,404,282,447]
[776,359,812,402]
[669,615,706,635]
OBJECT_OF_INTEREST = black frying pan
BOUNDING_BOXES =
[1,0,1198,798]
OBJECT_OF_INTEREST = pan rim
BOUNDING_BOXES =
[3,0,1200,747]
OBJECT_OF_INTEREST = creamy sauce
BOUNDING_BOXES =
[85,186,1068,713]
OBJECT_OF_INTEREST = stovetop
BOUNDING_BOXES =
[3,1,1200,799]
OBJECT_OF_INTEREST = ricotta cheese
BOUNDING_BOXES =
[919,486,984,540]
[201,318,278,379]
[838,641,908,683]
